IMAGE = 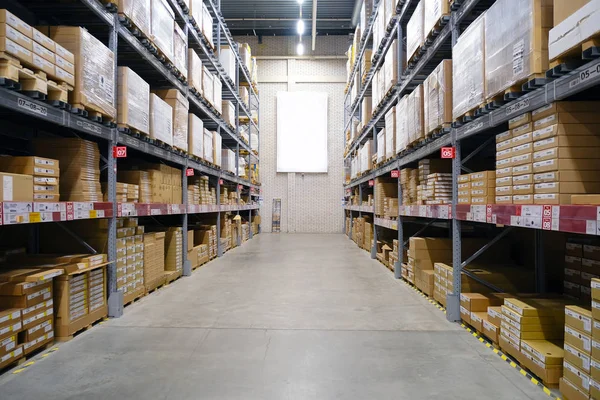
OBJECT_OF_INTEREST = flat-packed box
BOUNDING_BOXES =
[213,77,222,113]
[188,49,203,95]
[566,306,593,335]
[565,342,592,373]
[560,377,590,400]
[564,361,591,394]
[203,129,213,163]
[508,113,531,129]
[534,136,600,153]
[566,325,592,354]
[385,108,396,160]
[0,37,32,64]
[0,156,59,177]
[151,0,174,63]
[534,170,600,184]
[213,132,222,168]
[202,66,214,105]
[554,0,593,25]
[173,23,187,77]
[534,113,600,131]
[407,84,424,144]
[118,67,150,135]
[533,158,600,173]
[533,123,600,142]
[219,46,236,82]
[0,172,33,201]
[202,2,214,47]
[188,113,203,159]
[406,0,424,62]
[534,147,600,163]
[50,26,116,118]
[0,23,33,51]
[154,89,188,152]
[452,13,485,120]
[0,9,31,38]
[117,0,151,38]
[534,181,600,194]
[150,93,173,145]
[549,0,600,61]
[484,0,553,99]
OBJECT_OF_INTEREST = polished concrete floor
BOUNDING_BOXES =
[0,234,549,399]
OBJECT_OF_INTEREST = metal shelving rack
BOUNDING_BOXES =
[343,0,600,322]
[3,0,261,318]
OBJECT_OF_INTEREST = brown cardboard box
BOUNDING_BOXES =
[520,349,563,385]
[533,158,600,174]
[566,325,593,354]
[567,242,584,257]
[563,281,580,298]
[534,135,600,153]
[535,170,600,183]
[511,122,533,137]
[565,342,592,373]
[535,181,600,195]
[0,23,32,50]
[560,377,590,400]
[532,102,600,121]
[533,147,600,163]
[572,195,600,204]
[488,306,503,326]
[592,278,600,301]
[533,112,600,131]
[460,293,491,312]
[512,131,533,147]
[508,113,531,129]
[592,357,600,381]
[533,123,600,142]
[567,306,593,335]
[564,361,591,394]
[483,319,499,343]
[521,339,564,366]
[584,245,600,261]
[470,311,487,332]
[0,10,31,37]
[512,163,533,176]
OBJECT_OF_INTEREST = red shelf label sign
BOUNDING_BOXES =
[391,170,399,178]
[186,168,194,176]
[238,184,243,190]
[113,146,127,158]
[441,147,455,159]
[219,179,224,185]
[368,180,374,187]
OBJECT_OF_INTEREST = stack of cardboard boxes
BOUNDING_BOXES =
[119,164,182,204]
[424,173,453,205]
[559,304,594,397]
[458,171,496,205]
[375,178,397,217]
[164,227,183,281]
[531,102,600,205]
[116,219,145,302]
[154,89,189,153]
[408,238,452,296]
[103,182,139,203]
[194,225,218,259]
[400,168,418,205]
[34,138,102,202]
[564,240,585,301]
[143,231,166,292]
[0,156,59,202]
[186,231,209,269]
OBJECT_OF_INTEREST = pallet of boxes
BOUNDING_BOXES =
[186,230,209,271]
[194,225,218,260]
[0,156,59,203]
[0,266,64,369]
[116,219,145,303]
[0,10,75,107]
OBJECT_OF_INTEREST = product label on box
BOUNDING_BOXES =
[27,287,50,301]
[565,281,580,290]
[512,174,531,183]
[512,165,530,174]
[592,280,600,289]
[567,326,592,351]
[6,25,31,46]
[535,182,557,190]
[532,104,553,116]
[565,361,590,389]
[496,187,511,194]
[534,137,556,149]
[592,358,600,370]
[509,114,528,125]
[460,306,469,316]
[565,343,591,370]
[512,123,531,135]
[566,308,592,332]
[514,184,532,190]
[534,194,558,200]
[55,55,74,72]
[497,148,511,158]
[533,172,556,182]
[591,379,600,391]
[532,125,554,139]
[496,177,511,185]
[497,131,511,140]
[581,272,599,281]
[534,114,556,128]
[512,132,532,144]
[533,159,554,169]
[0,321,21,336]
[483,320,495,331]
[512,153,531,163]
[496,158,510,168]
[471,313,482,323]
[565,268,580,277]
[6,39,30,59]
[512,39,525,76]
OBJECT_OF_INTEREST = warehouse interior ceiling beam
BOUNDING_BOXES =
[222,0,354,36]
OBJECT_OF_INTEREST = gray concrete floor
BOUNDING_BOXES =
[0,233,549,399]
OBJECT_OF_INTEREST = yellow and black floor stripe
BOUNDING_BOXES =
[12,346,59,375]
[400,278,561,400]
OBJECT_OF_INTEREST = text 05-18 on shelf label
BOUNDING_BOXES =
[570,63,600,89]
[17,98,47,117]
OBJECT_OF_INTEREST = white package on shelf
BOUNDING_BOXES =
[189,0,203,28]
[202,66,214,106]
[407,0,424,63]
[118,0,151,38]
[408,84,424,145]
[377,129,386,163]
[173,24,188,78]
[424,0,449,40]
[188,49,203,95]
[151,0,174,63]
[117,67,150,135]
[202,2,213,48]
[395,95,409,154]
[424,59,452,134]
[188,113,204,159]
[549,0,600,61]
[213,77,222,114]
[360,0,373,32]
[203,129,213,163]
[219,46,236,82]
[452,13,485,120]
[213,132,222,168]
[250,133,258,152]
[485,0,552,99]
[385,107,396,160]
[222,100,236,127]
[222,149,236,174]
[150,94,173,145]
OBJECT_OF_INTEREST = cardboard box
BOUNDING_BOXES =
[512,163,533,176]
[573,195,600,204]
[533,123,600,142]
[534,113,600,131]
[565,342,592,373]
[560,377,590,400]
[512,131,533,146]
[511,122,533,137]
[564,361,591,394]
[118,67,150,135]
[566,325,593,354]
[550,0,600,60]
[535,181,600,194]
[521,339,564,366]
[0,9,32,37]
[0,37,32,64]
[508,113,531,130]
[533,158,600,173]
[0,23,32,50]
[554,0,593,25]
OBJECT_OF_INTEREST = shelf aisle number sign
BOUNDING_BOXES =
[441,147,455,159]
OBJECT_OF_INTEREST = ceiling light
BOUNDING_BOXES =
[297,42,304,55]
[297,0,304,4]
[297,20,305,35]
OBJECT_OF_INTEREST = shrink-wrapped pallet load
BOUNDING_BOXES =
[118,67,150,135]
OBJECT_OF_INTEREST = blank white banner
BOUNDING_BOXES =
[277,91,328,173]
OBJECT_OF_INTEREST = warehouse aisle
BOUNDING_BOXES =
[0,234,548,399]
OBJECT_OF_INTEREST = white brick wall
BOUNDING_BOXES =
[236,35,349,233]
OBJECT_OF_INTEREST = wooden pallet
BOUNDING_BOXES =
[452,102,485,127]
[71,102,116,126]
[123,288,145,307]
[547,35,600,79]
[192,258,209,271]
[56,317,108,342]
[424,15,451,46]
[427,123,452,138]
[117,123,148,137]
[100,0,118,12]
[165,270,182,285]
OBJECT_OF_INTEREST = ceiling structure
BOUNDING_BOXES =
[221,0,356,37]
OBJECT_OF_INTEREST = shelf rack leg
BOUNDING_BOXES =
[447,135,461,322]
[395,163,403,279]
[216,175,223,257]
[182,162,191,277]
[535,230,546,292]
[107,15,123,318]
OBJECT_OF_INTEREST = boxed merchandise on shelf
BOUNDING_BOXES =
[385,108,396,160]
[150,93,174,146]
[407,85,424,146]
[189,0,203,27]
[219,46,236,82]
[549,0,600,62]
[188,113,204,159]
[424,60,452,135]
[203,129,214,163]
[213,77,223,114]
[452,13,485,121]
[484,0,553,99]
[222,149,236,174]
[117,67,150,135]
[33,138,101,202]
[239,86,249,107]
[202,2,213,48]
[376,129,386,164]
[164,227,183,278]
[0,156,58,202]
[188,49,203,95]
[173,24,187,77]
[406,0,424,63]
[213,132,222,168]
[383,39,398,94]
[150,0,174,63]
[424,0,450,39]
[143,231,166,291]
[395,95,408,153]
[117,0,151,39]
[154,89,189,152]
[49,26,116,119]
[202,66,214,106]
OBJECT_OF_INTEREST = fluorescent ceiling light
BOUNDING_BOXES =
[297,0,304,4]
[297,20,305,35]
